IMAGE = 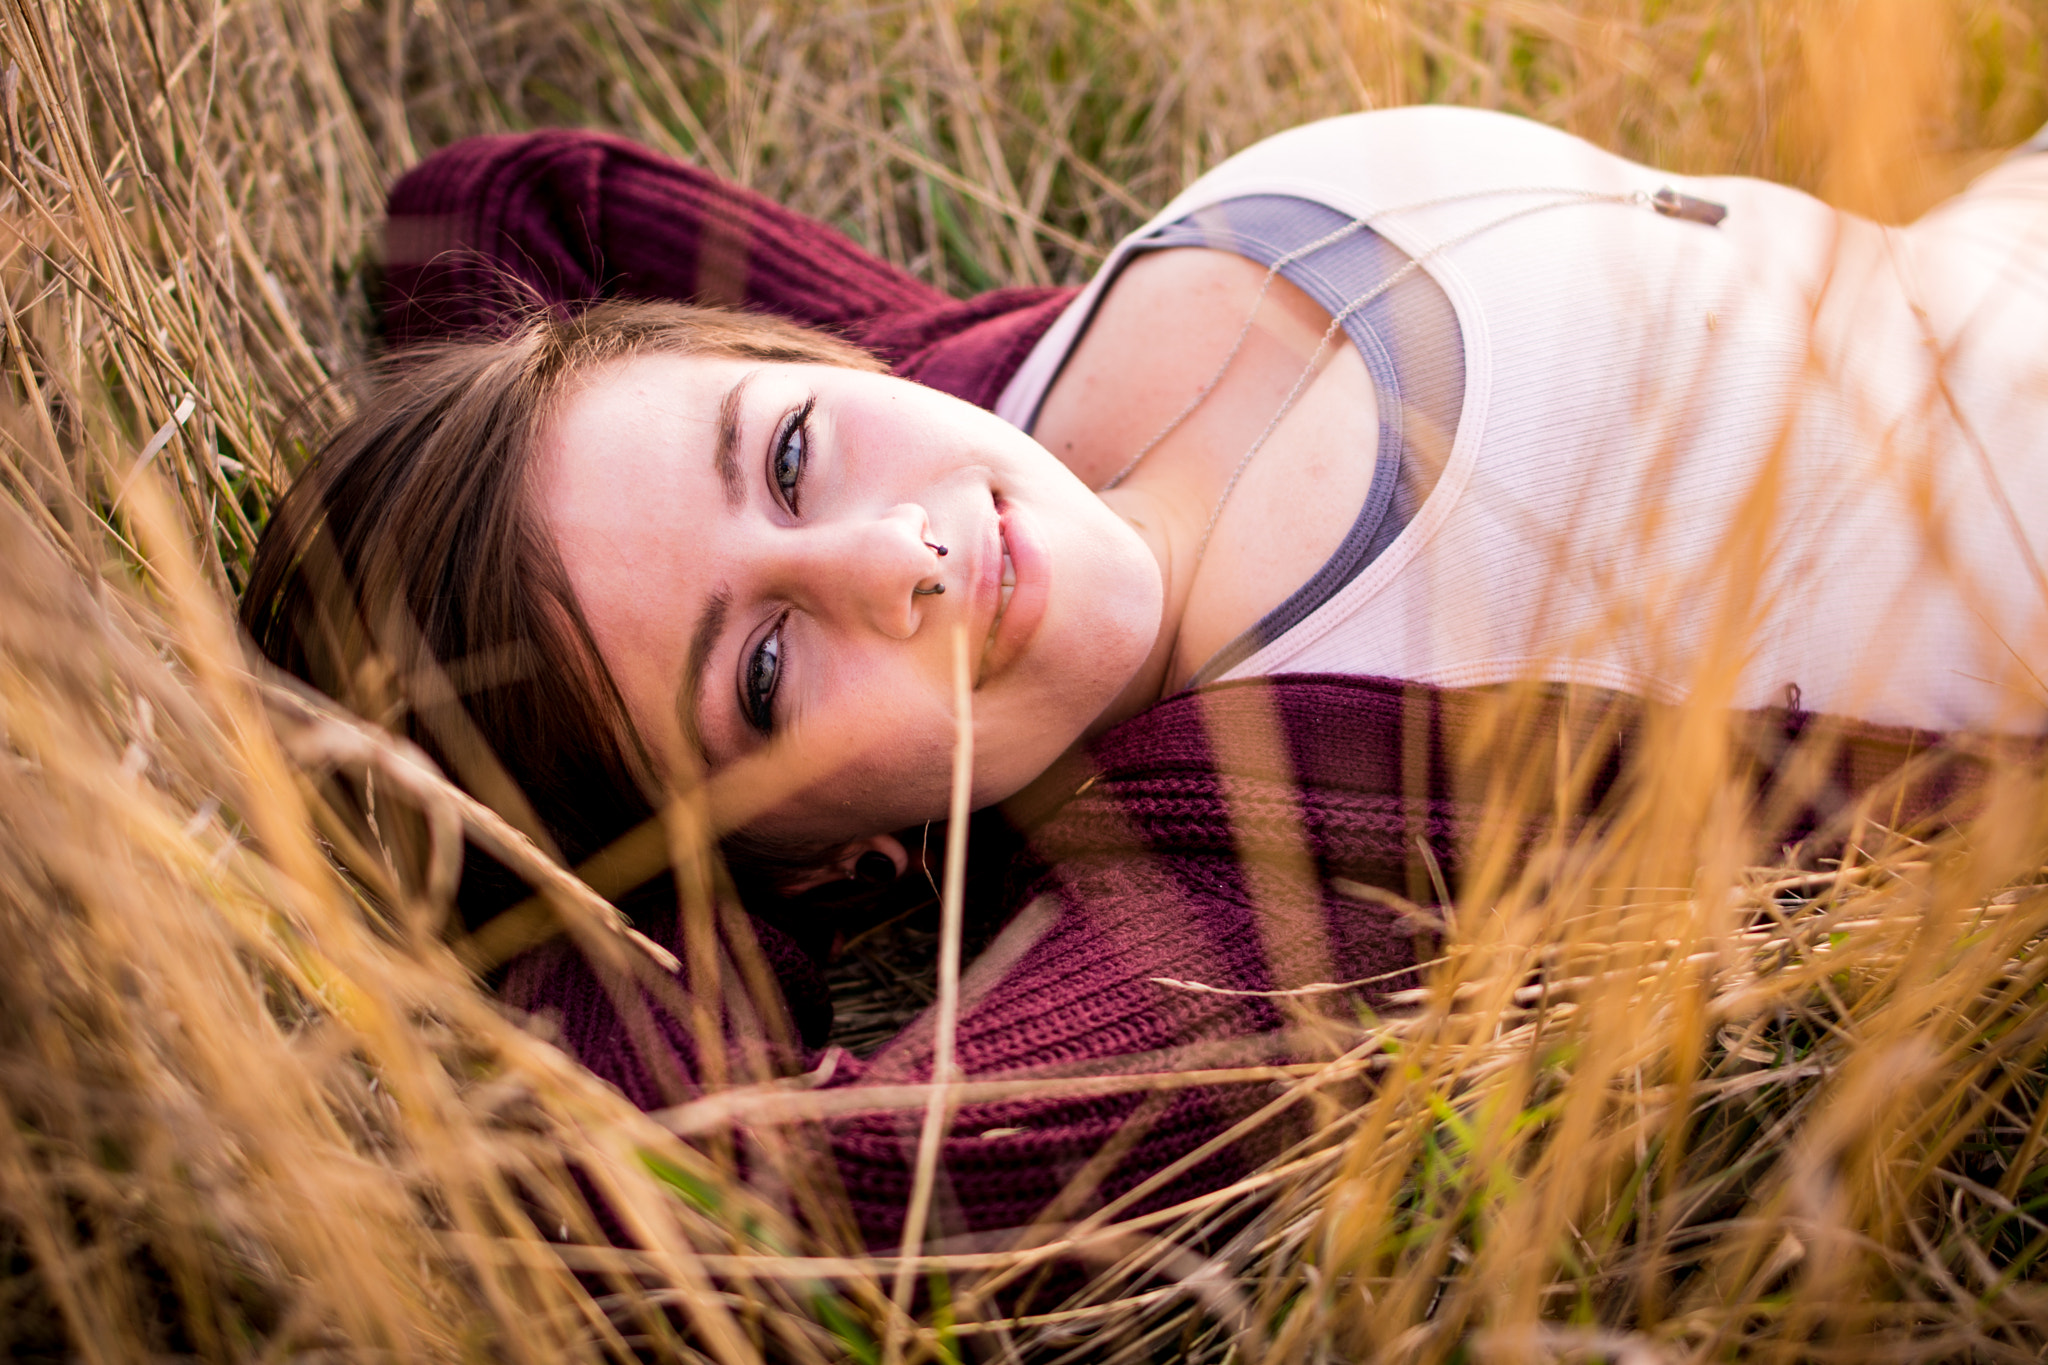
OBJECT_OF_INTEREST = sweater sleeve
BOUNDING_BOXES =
[379,129,1078,410]
[502,827,1417,1247]
[500,677,1431,1247]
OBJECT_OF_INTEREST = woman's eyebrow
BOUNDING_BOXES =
[674,585,732,771]
[713,369,760,509]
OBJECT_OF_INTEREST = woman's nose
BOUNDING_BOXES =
[789,504,943,638]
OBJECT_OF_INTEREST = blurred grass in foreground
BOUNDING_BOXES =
[4,0,2048,1360]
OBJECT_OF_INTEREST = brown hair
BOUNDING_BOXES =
[242,299,885,931]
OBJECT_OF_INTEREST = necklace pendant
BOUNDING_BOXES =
[1650,186,1729,227]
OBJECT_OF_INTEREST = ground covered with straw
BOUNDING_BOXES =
[6,1,2048,1360]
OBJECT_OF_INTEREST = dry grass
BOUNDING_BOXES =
[5,0,2048,1360]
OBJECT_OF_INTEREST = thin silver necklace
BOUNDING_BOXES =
[1103,184,1721,566]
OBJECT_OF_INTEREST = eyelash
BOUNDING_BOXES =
[770,397,815,513]
[742,610,789,735]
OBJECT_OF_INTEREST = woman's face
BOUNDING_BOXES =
[534,351,1163,859]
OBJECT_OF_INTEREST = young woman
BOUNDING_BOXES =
[245,108,2047,1248]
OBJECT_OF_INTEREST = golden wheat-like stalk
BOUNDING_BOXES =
[3,1,2047,1361]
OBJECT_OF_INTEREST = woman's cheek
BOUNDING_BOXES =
[843,719,960,826]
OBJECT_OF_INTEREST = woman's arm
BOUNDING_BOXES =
[380,128,1078,409]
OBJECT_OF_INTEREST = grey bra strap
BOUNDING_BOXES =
[1127,196,1465,686]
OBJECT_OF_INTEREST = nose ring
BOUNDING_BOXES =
[914,537,947,595]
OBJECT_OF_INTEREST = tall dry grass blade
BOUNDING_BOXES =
[5,1,2048,1360]
[885,624,975,1363]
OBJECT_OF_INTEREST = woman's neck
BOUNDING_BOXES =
[1096,481,1207,702]
[1030,247,1377,684]
[994,485,1195,828]
[1004,247,1382,825]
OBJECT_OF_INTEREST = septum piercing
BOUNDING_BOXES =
[914,537,948,594]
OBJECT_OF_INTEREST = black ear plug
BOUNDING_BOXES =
[855,850,899,886]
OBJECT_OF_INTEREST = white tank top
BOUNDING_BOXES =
[997,107,2048,733]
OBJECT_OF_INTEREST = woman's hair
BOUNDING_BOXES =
[242,298,885,931]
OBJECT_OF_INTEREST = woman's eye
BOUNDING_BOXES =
[742,614,787,734]
[771,398,815,511]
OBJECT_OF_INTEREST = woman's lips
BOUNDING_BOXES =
[976,498,1047,684]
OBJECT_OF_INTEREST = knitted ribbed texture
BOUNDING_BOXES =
[502,673,1981,1245]
[505,677,1431,1245]
[381,129,1076,409]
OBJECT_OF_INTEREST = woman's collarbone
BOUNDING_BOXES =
[1161,346,1380,689]
[1038,247,1382,690]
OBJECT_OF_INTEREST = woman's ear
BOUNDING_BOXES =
[778,833,910,895]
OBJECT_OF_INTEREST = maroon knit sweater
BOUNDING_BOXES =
[381,127,1076,409]
[502,676,1448,1245]
[497,672,1974,1246]
[389,132,1983,1247]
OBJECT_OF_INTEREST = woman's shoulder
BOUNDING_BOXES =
[1236,103,1561,151]
[995,105,1646,430]
[1175,105,1616,204]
